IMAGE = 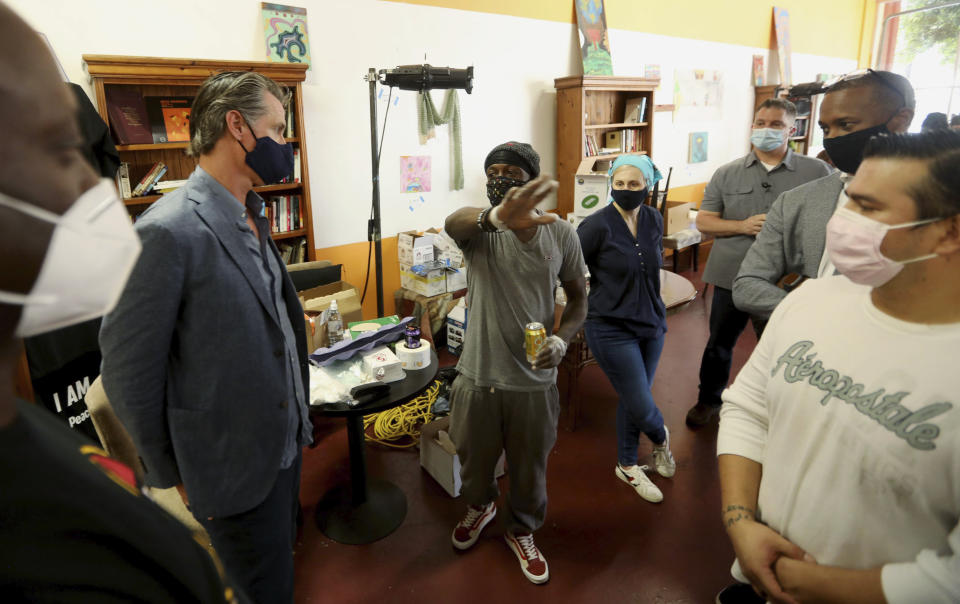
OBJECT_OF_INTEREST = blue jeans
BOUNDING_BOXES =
[584,321,666,466]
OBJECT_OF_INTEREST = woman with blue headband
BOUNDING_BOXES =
[576,154,674,503]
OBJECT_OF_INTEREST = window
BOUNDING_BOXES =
[874,0,960,131]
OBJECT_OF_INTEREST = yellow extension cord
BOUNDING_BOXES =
[362,380,441,448]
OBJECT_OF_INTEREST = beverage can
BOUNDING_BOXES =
[524,322,546,365]
[404,323,421,349]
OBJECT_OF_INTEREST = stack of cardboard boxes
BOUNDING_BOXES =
[397,228,467,297]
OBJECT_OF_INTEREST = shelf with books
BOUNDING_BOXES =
[85,55,315,262]
[555,76,658,216]
[584,122,649,130]
[116,137,300,152]
[272,228,307,241]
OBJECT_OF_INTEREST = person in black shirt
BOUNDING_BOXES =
[577,154,675,504]
[0,4,239,601]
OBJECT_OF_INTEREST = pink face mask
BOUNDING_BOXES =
[825,206,939,287]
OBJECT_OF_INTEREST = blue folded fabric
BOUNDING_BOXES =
[309,316,414,366]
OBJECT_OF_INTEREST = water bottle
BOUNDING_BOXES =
[327,300,343,345]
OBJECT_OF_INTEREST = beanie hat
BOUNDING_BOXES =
[484,141,540,179]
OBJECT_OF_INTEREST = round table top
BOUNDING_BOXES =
[660,269,697,311]
[309,349,439,418]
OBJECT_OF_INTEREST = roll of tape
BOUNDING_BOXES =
[396,339,432,369]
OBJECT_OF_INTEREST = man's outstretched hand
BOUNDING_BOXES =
[492,175,559,232]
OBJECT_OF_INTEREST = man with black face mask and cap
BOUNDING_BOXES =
[443,141,587,585]
[100,71,310,603]
[733,70,915,320]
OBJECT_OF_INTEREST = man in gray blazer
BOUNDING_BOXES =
[100,72,311,604]
[733,70,915,320]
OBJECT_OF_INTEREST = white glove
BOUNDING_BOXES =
[533,335,568,370]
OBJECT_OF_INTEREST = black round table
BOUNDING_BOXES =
[310,349,438,544]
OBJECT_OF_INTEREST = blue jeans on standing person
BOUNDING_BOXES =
[584,320,666,466]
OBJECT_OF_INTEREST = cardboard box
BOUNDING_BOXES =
[420,416,505,497]
[299,281,362,353]
[398,228,440,265]
[445,265,467,293]
[573,157,611,217]
[400,263,446,297]
[361,345,405,383]
[664,201,695,235]
[446,299,467,355]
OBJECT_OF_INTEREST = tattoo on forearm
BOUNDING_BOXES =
[724,513,753,528]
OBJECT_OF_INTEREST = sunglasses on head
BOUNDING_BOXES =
[822,69,907,108]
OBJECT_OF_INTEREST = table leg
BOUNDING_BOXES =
[693,243,700,272]
[673,248,679,273]
[315,415,408,544]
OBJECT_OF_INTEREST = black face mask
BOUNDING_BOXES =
[611,187,648,211]
[486,175,526,206]
[237,116,295,184]
[822,123,889,175]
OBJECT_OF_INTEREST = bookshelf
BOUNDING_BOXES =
[754,84,816,156]
[554,76,659,216]
[83,55,316,263]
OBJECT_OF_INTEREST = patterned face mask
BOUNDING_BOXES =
[486,175,526,206]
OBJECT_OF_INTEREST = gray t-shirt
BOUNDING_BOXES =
[456,219,586,391]
[701,149,832,290]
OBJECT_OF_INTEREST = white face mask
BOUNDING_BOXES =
[0,179,141,337]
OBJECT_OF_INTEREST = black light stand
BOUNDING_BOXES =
[364,64,474,316]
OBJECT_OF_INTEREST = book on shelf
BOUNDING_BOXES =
[105,88,153,145]
[293,149,301,182]
[285,104,295,139]
[115,162,132,198]
[267,195,302,233]
[623,97,647,124]
[132,162,167,197]
[605,131,623,151]
[145,97,193,143]
[277,238,306,264]
[152,179,188,194]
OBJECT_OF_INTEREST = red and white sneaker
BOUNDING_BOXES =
[451,501,496,550]
[504,531,549,584]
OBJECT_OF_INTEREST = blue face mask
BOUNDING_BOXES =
[750,127,787,152]
[237,116,294,184]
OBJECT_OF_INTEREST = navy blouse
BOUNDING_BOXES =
[577,203,666,339]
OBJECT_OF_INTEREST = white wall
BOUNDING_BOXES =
[9,0,854,249]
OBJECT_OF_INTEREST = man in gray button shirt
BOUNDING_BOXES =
[100,72,310,603]
[685,99,831,427]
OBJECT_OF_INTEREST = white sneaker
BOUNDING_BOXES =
[616,464,663,503]
[652,426,676,478]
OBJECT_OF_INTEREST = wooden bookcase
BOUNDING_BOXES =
[754,84,816,156]
[83,55,315,262]
[554,75,659,216]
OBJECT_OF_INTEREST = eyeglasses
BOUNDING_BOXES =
[822,68,907,107]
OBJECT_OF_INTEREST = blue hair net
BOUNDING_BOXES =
[607,154,662,191]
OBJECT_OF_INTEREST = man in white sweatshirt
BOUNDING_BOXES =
[716,130,960,604]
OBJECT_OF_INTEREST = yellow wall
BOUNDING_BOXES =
[384,0,870,61]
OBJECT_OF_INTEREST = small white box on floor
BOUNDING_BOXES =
[420,416,505,497]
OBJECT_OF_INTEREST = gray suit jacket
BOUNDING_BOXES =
[100,168,310,519]
[732,171,844,319]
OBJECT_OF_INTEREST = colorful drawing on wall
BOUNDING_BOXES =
[644,64,661,80]
[752,55,766,86]
[400,156,431,193]
[261,3,311,66]
[674,69,724,122]
[773,6,792,85]
[689,132,708,164]
[575,0,613,76]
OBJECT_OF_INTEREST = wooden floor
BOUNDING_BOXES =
[295,260,759,603]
